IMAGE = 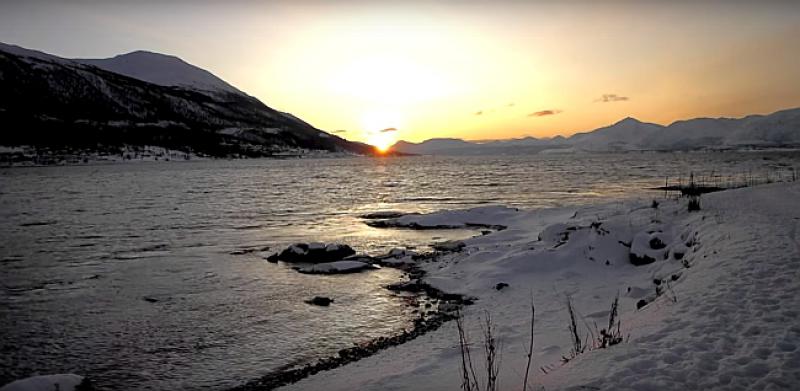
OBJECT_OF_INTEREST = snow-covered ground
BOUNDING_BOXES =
[282,181,800,390]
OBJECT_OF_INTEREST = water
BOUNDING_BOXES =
[1,151,798,390]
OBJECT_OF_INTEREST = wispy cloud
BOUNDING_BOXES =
[379,127,398,133]
[507,102,515,107]
[528,109,563,117]
[596,94,630,102]
[474,110,483,116]
[331,129,348,134]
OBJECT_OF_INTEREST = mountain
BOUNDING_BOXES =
[568,117,665,151]
[392,136,569,155]
[76,51,243,95]
[0,42,374,159]
[391,108,800,155]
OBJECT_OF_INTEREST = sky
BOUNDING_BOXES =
[2,0,799,148]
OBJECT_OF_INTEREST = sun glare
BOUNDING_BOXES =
[362,111,401,152]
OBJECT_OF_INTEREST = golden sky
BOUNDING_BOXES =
[2,1,799,148]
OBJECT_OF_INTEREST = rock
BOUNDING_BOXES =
[629,252,657,266]
[305,296,334,306]
[388,248,408,257]
[271,243,356,263]
[360,211,406,219]
[495,282,509,291]
[142,296,159,303]
[649,237,666,250]
[432,241,466,252]
[387,280,426,293]
[636,299,648,310]
[630,230,672,266]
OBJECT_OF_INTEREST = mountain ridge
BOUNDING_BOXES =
[0,42,375,160]
[392,107,800,155]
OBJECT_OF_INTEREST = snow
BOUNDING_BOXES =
[297,261,377,274]
[282,181,800,390]
[75,50,243,95]
[377,205,517,229]
[0,374,84,391]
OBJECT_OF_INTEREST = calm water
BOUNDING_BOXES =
[1,151,798,390]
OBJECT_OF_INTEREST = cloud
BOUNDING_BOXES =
[474,110,483,116]
[528,109,563,117]
[507,103,515,107]
[596,94,630,102]
[330,129,348,134]
[379,127,398,133]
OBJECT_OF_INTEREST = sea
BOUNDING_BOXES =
[1,151,798,390]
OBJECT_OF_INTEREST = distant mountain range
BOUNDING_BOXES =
[0,42,374,159]
[392,108,800,155]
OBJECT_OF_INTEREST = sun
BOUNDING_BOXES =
[362,111,401,153]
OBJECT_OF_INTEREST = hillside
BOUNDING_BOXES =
[0,43,374,161]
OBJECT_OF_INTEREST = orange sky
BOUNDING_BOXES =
[2,1,799,148]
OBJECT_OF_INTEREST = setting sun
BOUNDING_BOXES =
[362,111,401,152]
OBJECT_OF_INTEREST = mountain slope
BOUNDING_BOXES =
[76,51,243,95]
[0,43,374,158]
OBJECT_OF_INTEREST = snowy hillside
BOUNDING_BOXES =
[282,181,800,390]
[76,51,244,95]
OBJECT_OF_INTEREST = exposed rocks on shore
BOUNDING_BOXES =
[266,243,355,263]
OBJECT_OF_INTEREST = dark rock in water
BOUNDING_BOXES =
[360,211,407,219]
[266,253,279,263]
[495,282,509,291]
[272,243,356,263]
[636,299,648,310]
[387,280,425,293]
[142,296,159,303]
[630,252,656,266]
[306,296,334,306]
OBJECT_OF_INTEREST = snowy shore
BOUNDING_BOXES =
[282,181,800,390]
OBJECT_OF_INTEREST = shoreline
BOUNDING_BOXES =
[228,257,474,391]
[275,181,800,390]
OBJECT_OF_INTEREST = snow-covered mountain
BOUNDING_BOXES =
[0,42,374,158]
[568,117,664,151]
[392,137,568,155]
[391,108,800,155]
[76,51,243,95]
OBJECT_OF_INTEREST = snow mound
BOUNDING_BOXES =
[368,205,516,229]
[0,374,85,391]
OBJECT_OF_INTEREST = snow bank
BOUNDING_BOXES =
[366,205,516,229]
[0,374,85,391]
[282,182,800,390]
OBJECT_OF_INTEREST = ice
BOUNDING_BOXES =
[0,374,84,391]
